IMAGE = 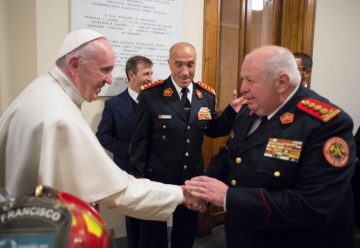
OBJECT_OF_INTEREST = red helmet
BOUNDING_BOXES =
[0,185,110,248]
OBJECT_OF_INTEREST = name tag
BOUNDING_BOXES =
[158,114,172,119]
[264,138,303,162]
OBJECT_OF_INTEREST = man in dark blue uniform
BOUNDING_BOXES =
[186,45,356,248]
[96,55,153,248]
[129,42,243,248]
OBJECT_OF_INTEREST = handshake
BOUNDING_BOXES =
[181,176,229,212]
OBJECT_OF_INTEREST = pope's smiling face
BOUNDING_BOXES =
[74,38,115,102]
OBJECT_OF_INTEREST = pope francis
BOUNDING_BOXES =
[0,29,201,221]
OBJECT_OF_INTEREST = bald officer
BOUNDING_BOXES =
[129,42,243,248]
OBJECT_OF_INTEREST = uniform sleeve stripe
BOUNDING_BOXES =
[259,188,272,228]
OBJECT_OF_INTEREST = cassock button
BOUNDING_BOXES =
[183,165,187,170]
[186,139,191,144]
[231,179,237,186]
[162,125,166,129]
[235,157,242,164]
[273,171,281,177]
[185,152,189,157]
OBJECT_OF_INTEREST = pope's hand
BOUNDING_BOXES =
[182,186,207,212]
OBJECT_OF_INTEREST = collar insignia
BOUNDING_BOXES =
[163,87,173,97]
[280,112,294,124]
[195,89,203,99]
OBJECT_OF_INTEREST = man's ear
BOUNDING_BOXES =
[67,56,80,76]
[128,71,135,81]
[278,73,291,93]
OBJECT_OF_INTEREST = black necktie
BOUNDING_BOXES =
[130,98,137,111]
[181,88,191,110]
[247,116,267,136]
[260,116,268,127]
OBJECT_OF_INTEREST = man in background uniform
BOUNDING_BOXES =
[294,51,313,87]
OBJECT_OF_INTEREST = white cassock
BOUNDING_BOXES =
[0,67,183,221]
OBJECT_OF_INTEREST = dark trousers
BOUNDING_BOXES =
[126,216,141,248]
[139,204,198,248]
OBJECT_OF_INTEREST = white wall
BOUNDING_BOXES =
[0,0,38,113]
[312,0,360,132]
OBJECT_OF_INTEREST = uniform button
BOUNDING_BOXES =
[273,171,281,177]
[185,152,189,157]
[161,135,166,140]
[183,165,187,170]
[162,125,166,129]
[230,179,237,186]
[230,130,234,139]
[235,157,242,164]
[187,125,191,130]
[186,139,190,143]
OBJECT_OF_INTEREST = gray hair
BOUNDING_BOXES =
[263,46,301,86]
[246,46,301,86]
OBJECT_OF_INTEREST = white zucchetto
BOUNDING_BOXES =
[57,29,104,60]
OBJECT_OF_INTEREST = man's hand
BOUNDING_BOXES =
[182,186,207,212]
[229,90,247,113]
[184,176,228,207]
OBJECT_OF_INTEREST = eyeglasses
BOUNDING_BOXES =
[298,68,305,72]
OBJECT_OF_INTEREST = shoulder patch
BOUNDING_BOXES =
[297,98,341,122]
[323,137,350,168]
[141,80,165,90]
[196,81,216,96]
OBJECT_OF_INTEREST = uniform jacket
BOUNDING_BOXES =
[207,86,356,248]
[129,76,236,185]
[96,89,136,171]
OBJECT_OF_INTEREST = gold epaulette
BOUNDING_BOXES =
[196,81,216,96]
[297,98,341,122]
[141,80,165,90]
